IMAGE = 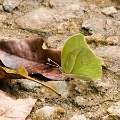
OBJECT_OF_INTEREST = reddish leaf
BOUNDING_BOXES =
[0,38,63,80]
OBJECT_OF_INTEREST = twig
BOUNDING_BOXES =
[26,76,61,96]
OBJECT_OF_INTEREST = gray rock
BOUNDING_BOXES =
[70,114,87,120]
[101,6,118,16]
[15,7,58,32]
[17,79,41,90]
[20,79,41,89]
[46,81,70,98]
[35,106,64,119]
[94,46,120,74]
[82,18,106,34]
[3,0,21,12]
[108,101,120,117]
[15,3,85,33]
[54,81,69,98]
[82,18,120,38]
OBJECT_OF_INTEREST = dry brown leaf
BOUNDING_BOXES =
[0,66,61,96]
[0,90,36,120]
[0,37,63,80]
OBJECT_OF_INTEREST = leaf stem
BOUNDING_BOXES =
[26,76,61,96]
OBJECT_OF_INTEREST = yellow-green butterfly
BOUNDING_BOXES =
[61,34,102,81]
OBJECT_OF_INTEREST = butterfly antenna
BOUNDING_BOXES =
[47,58,60,67]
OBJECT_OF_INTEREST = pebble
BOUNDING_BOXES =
[101,6,118,16]
[3,0,21,12]
[35,106,64,119]
[75,96,89,106]
[46,81,70,98]
[82,18,120,40]
[70,114,87,120]
[94,46,120,74]
[82,18,106,34]
[85,33,104,43]
[108,101,120,117]
[18,79,41,90]
[54,81,69,98]
[106,36,119,45]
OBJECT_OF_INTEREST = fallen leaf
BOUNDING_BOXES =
[0,35,102,81]
[25,116,32,120]
[0,66,61,96]
[0,66,27,79]
[0,38,62,80]
[0,90,36,120]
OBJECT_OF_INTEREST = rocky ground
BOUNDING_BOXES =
[0,0,120,120]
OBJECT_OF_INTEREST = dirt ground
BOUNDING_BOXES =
[0,0,120,120]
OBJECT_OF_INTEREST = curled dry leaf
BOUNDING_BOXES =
[0,66,27,79]
[0,37,63,80]
[0,90,36,120]
[0,66,61,96]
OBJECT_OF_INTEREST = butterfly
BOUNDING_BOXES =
[61,34,102,81]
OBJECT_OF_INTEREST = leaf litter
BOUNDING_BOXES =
[0,37,62,80]
[0,90,36,120]
[0,34,102,119]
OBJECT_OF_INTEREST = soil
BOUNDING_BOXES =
[0,0,120,120]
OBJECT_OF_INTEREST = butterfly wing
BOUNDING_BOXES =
[61,34,102,81]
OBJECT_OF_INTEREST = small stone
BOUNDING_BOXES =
[108,101,120,117]
[82,18,106,34]
[106,36,119,45]
[57,22,69,34]
[46,81,70,98]
[75,96,88,106]
[101,6,117,16]
[94,46,120,73]
[93,81,113,94]
[35,106,64,119]
[82,18,119,39]
[70,114,87,120]
[54,81,69,98]
[18,79,41,90]
[3,0,21,12]
[85,33,104,43]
